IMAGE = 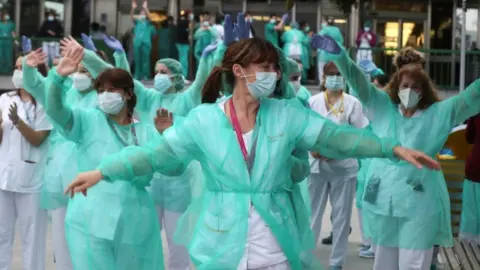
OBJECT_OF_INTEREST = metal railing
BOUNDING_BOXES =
[347,47,480,90]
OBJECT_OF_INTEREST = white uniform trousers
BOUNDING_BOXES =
[373,245,433,270]
[249,261,291,269]
[156,207,191,270]
[0,190,47,270]
[51,207,73,270]
[309,173,356,267]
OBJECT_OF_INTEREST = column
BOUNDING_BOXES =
[425,0,432,74]
[15,0,21,34]
[292,3,296,23]
[316,0,322,32]
[242,0,247,13]
[169,0,179,24]
[450,0,457,88]
[397,18,403,49]
[64,0,73,36]
[460,0,467,91]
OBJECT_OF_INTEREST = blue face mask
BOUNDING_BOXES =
[154,74,173,93]
[48,16,54,21]
[202,21,210,27]
[325,75,345,91]
[242,69,278,99]
[270,19,276,24]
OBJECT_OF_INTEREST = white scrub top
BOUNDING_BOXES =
[308,92,369,178]
[218,100,287,269]
[213,24,224,42]
[0,92,52,193]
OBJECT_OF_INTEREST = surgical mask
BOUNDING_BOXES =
[72,73,92,92]
[398,88,421,109]
[97,92,125,115]
[270,19,276,24]
[291,79,301,92]
[364,27,371,32]
[305,26,310,32]
[139,14,146,20]
[4,15,9,20]
[189,14,194,20]
[202,21,210,27]
[12,70,23,89]
[48,16,54,21]
[242,69,277,100]
[322,23,327,27]
[247,18,253,23]
[325,75,345,91]
[154,74,172,93]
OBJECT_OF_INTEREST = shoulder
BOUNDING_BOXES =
[343,93,361,104]
[308,92,324,104]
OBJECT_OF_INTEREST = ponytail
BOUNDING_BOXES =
[201,66,224,103]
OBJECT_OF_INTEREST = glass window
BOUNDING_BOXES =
[374,0,427,12]
[71,0,91,37]
[19,0,41,36]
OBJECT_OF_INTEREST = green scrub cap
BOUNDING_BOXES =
[156,58,185,91]
[287,57,301,75]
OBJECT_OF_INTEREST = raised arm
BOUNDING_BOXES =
[440,78,480,127]
[22,49,48,105]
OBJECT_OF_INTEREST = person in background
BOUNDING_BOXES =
[317,17,343,82]
[299,20,312,83]
[158,16,173,60]
[264,13,288,47]
[0,56,52,270]
[176,10,192,78]
[212,13,224,43]
[131,0,156,80]
[355,20,376,64]
[0,13,15,74]
[194,13,215,69]
[288,58,311,106]
[244,12,255,38]
[38,10,64,67]
[90,22,105,40]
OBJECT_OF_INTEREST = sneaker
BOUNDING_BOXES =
[329,266,342,270]
[322,233,333,245]
[359,244,370,253]
[359,249,375,258]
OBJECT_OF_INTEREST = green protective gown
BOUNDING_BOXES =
[296,85,312,105]
[97,94,401,269]
[322,48,480,249]
[318,26,344,64]
[281,29,310,77]
[81,49,212,214]
[265,22,279,47]
[22,52,130,209]
[194,27,215,61]
[133,18,156,80]
[45,70,165,269]
[175,43,190,78]
[0,20,14,74]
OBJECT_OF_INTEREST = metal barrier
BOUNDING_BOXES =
[347,47,480,90]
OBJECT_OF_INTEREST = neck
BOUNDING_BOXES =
[18,89,32,102]
[401,106,417,117]
[231,89,259,121]
[108,106,131,126]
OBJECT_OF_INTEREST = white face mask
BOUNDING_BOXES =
[270,19,276,24]
[398,88,421,109]
[154,74,173,93]
[48,16,54,21]
[241,68,278,100]
[12,70,23,89]
[202,21,210,27]
[72,73,92,92]
[325,75,345,91]
[364,27,371,32]
[97,92,125,115]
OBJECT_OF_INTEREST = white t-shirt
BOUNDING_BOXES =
[0,92,53,193]
[213,24,224,42]
[218,100,287,269]
[308,92,369,178]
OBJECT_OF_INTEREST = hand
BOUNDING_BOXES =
[103,36,124,52]
[233,13,250,40]
[25,48,47,68]
[60,36,84,57]
[142,0,148,9]
[56,45,84,77]
[131,0,137,9]
[8,103,19,125]
[154,108,173,134]
[366,34,372,40]
[81,33,97,51]
[223,14,235,46]
[311,34,341,54]
[281,13,289,23]
[64,170,103,198]
[359,59,378,74]
[202,42,218,57]
[393,147,441,170]
[21,36,32,54]
[47,30,56,36]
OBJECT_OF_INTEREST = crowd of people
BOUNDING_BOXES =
[0,6,480,270]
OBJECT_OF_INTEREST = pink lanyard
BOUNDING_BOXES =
[228,98,249,162]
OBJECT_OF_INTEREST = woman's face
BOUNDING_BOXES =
[155,63,173,77]
[77,63,92,78]
[237,61,280,84]
[399,75,422,93]
[98,82,131,101]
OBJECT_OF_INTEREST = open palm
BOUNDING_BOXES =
[154,108,173,134]
[56,46,84,77]
[25,48,47,68]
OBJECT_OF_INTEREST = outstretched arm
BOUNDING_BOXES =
[441,78,480,127]
[22,50,48,105]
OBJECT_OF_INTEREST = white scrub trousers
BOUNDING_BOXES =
[309,173,355,267]
[0,190,47,270]
[51,207,73,270]
[373,246,433,270]
[156,207,191,270]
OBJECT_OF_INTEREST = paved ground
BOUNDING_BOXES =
[11,203,374,270]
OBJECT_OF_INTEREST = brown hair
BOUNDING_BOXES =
[319,62,340,92]
[393,47,425,70]
[95,50,109,62]
[94,68,136,117]
[201,37,279,103]
[386,65,440,110]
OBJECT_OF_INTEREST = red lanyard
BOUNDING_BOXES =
[228,98,249,162]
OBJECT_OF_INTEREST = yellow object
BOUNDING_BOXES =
[443,125,472,161]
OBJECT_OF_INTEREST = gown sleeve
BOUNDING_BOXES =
[290,148,310,182]
[22,58,47,105]
[113,51,131,73]
[183,53,212,108]
[82,49,114,79]
[438,78,480,127]
[98,112,198,182]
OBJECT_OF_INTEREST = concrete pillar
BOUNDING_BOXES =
[292,3,296,23]
[450,0,456,87]
[15,0,21,34]
[316,0,322,32]
[242,0,247,13]
[64,0,73,36]
[169,0,178,23]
